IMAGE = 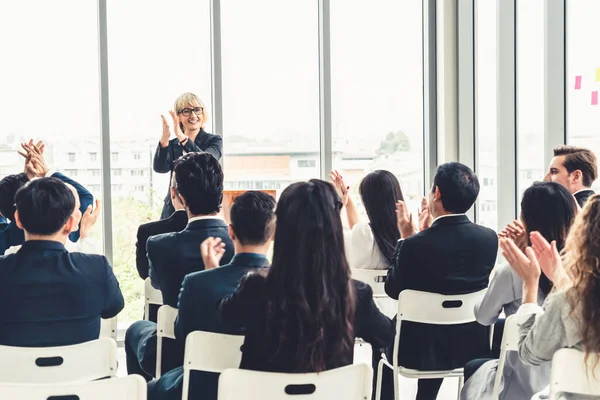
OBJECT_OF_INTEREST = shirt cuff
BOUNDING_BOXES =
[515,302,544,325]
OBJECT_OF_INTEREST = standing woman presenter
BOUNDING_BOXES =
[153,92,222,219]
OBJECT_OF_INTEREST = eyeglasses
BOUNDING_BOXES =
[178,107,204,117]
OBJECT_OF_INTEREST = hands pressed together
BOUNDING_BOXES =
[18,139,48,180]
[160,111,187,148]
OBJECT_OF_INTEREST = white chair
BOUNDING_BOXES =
[490,315,518,399]
[217,363,373,400]
[0,375,146,400]
[156,304,178,378]
[0,337,117,383]
[351,269,398,318]
[145,277,164,320]
[182,331,244,400]
[549,348,600,398]
[100,317,117,341]
[375,289,487,400]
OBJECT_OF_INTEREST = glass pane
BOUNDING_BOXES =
[567,0,600,192]
[0,2,103,245]
[107,0,212,321]
[475,0,498,231]
[516,0,545,207]
[221,0,320,192]
[330,0,424,219]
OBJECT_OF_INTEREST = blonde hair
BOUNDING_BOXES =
[173,92,209,131]
[564,194,600,369]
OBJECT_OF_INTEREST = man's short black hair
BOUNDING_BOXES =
[174,153,224,215]
[0,173,29,221]
[15,178,76,235]
[230,191,276,245]
[432,162,480,214]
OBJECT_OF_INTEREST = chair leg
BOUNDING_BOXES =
[456,376,464,400]
[375,359,384,400]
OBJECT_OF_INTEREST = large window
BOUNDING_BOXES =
[475,0,499,231]
[567,0,600,192]
[221,0,320,193]
[330,0,424,219]
[107,0,212,321]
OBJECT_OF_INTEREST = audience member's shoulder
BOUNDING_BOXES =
[68,252,111,274]
[351,278,374,301]
[146,230,178,247]
[237,271,267,292]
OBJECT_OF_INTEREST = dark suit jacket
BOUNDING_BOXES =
[0,240,124,347]
[219,275,395,373]
[149,253,270,400]
[574,189,595,208]
[152,130,223,219]
[0,172,93,255]
[385,214,498,370]
[0,216,7,231]
[135,210,188,280]
[147,218,234,308]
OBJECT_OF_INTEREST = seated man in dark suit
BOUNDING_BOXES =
[136,173,188,322]
[0,178,124,347]
[382,162,498,400]
[544,145,597,207]
[125,152,234,381]
[0,141,93,254]
[147,190,276,400]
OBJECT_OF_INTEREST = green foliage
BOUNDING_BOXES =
[377,131,411,155]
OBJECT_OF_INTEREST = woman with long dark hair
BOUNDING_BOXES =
[461,182,578,400]
[219,179,394,373]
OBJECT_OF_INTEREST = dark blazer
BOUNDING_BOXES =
[0,240,124,347]
[148,253,270,400]
[0,172,93,255]
[135,210,188,280]
[153,130,223,219]
[147,218,234,308]
[218,275,395,373]
[0,216,7,231]
[385,214,498,370]
[574,189,595,208]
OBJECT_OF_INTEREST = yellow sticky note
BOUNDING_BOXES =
[596,68,600,82]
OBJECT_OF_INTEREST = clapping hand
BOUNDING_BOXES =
[329,169,349,207]
[80,200,101,238]
[200,237,226,270]
[417,197,433,231]
[530,231,570,289]
[500,238,541,304]
[19,140,48,179]
[396,200,416,238]
[168,110,187,143]
[498,220,527,251]
[160,115,171,148]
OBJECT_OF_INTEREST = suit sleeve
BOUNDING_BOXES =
[219,273,264,331]
[175,276,194,342]
[153,142,172,173]
[474,265,514,326]
[102,257,125,318]
[354,284,395,349]
[385,239,413,299]
[135,226,150,280]
[51,172,93,243]
[147,236,162,289]
[182,134,222,161]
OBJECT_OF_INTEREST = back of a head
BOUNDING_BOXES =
[553,145,598,188]
[433,162,480,213]
[14,178,76,235]
[0,174,29,221]
[174,153,223,215]
[266,179,355,372]
[230,191,276,245]
[520,181,577,295]
[359,170,403,262]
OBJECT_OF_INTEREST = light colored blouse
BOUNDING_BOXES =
[344,221,390,271]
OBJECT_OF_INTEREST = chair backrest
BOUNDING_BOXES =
[182,331,245,400]
[0,375,146,400]
[99,317,117,341]
[144,277,163,320]
[0,338,117,383]
[217,363,373,400]
[396,289,487,325]
[155,305,178,378]
[491,315,519,400]
[550,348,600,397]
[351,269,388,297]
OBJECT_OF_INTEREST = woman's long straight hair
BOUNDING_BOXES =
[264,179,356,372]
[359,170,404,264]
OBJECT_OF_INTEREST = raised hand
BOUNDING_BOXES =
[168,110,187,143]
[160,115,171,148]
[417,197,433,231]
[498,220,527,251]
[200,237,226,270]
[80,200,101,238]
[530,231,570,289]
[20,141,48,179]
[500,238,541,286]
[396,200,416,239]
[329,169,349,207]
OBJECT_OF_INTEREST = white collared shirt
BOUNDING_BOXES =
[187,215,223,224]
[431,213,468,224]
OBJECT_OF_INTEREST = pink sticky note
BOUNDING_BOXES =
[592,91,599,106]
[575,75,582,90]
